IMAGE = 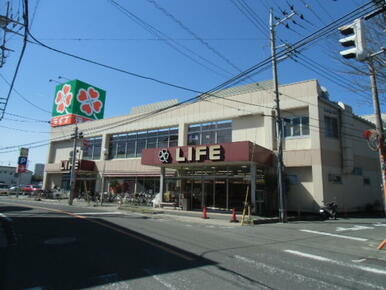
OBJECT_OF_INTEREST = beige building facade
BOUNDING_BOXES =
[44,80,383,214]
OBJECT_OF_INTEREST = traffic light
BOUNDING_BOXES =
[338,18,369,61]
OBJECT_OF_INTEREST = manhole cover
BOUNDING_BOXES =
[44,237,77,245]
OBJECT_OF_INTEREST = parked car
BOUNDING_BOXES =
[0,184,10,195]
[21,185,43,195]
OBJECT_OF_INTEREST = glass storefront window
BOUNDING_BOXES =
[187,120,232,145]
[109,127,178,159]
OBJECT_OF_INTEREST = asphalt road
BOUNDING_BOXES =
[0,197,385,290]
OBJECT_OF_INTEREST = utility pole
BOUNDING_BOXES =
[269,8,297,223]
[369,51,386,216]
[69,125,82,205]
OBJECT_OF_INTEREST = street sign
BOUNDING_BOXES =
[18,156,27,165]
[20,147,29,157]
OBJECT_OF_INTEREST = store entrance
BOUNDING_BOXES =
[186,177,248,211]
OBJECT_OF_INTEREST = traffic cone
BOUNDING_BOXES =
[202,207,209,219]
[230,208,239,223]
[377,239,386,250]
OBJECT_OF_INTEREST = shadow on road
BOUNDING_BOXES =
[0,213,216,289]
[0,205,33,213]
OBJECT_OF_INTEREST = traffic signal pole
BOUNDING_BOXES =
[68,125,79,205]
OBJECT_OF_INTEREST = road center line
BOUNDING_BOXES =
[284,250,386,275]
[300,229,368,241]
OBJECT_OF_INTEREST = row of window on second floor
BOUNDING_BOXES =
[109,127,179,159]
[188,120,232,145]
[108,121,233,159]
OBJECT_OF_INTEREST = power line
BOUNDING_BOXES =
[0,124,50,133]
[4,112,50,123]
[110,0,233,78]
[0,73,51,114]
[147,0,247,74]
[231,0,269,38]
[0,0,29,121]
[0,1,378,151]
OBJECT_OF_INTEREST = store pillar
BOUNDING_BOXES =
[250,162,256,214]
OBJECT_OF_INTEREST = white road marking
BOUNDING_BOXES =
[144,269,177,290]
[373,223,386,227]
[272,253,384,289]
[284,250,386,275]
[71,212,123,215]
[234,255,342,289]
[352,258,366,263]
[300,229,368,241]
[0,213,13,222]
[336,225,374,232]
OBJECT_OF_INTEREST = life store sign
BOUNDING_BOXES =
[141,141,274,166]
[51,80,106,127]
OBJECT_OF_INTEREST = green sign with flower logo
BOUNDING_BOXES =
[51,80,106,127]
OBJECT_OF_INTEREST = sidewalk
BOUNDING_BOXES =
[3,196,294,226]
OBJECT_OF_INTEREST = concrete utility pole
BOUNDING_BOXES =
[368,50,386,216]
[69,125,81,205]
[269,8,297,223]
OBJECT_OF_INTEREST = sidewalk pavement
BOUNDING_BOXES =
[3,196,313,226]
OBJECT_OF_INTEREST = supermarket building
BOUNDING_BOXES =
[43,80,382,214]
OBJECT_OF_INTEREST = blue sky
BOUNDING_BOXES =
[0,0,381,170]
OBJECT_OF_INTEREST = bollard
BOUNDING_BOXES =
[230,208,239,223]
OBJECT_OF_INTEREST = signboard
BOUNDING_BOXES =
[141,141,274,166]
[19,147,29,157]
[18,156,28,165]
[51,80,106,127]
[60,160,95,171]
[17,147,29,173]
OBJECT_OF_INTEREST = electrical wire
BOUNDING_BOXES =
[148,0,247,74]
[0,1,379,151]
[0,0,29,121]
[0,73,51,114]
[110,0,233,78]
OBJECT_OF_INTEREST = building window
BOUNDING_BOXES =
[325,116,339,138]
[109,127,178,159]
[82,136,102,160]
[353,167,363,176]
[328,173,342,184]
[283,116,309,137]
[188,120,232,145]
[363,177,371,185]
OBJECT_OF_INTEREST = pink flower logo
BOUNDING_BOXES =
[55,84,73,113]
[77,87,103,118]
